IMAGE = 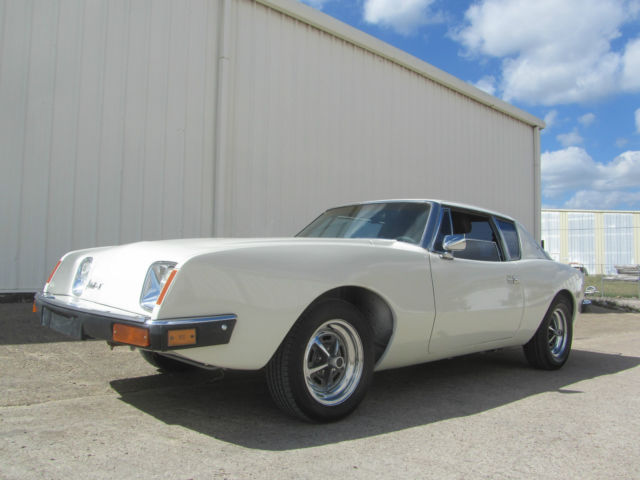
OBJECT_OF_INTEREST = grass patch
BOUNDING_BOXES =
[584,275,640,299]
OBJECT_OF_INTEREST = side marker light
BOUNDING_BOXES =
[168,328,197,347]
[113,323,150,347]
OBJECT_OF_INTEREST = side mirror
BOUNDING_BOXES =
[443,234,467,252]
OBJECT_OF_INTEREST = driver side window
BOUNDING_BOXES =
[438,208,503,262]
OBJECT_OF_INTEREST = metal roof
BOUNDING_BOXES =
[259,0,545,129]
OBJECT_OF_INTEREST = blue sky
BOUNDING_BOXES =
[300,0,640,211]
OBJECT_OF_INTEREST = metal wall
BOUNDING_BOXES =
[223,0,539,237]
[1,0,220,291]
[1,0,541,291]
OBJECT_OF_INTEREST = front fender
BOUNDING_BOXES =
[155,241,435,369]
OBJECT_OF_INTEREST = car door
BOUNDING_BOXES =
[427,208,524,355]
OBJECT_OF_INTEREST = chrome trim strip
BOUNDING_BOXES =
[36,293,237,327]
[36,293,150,323]
[147,314,237,326]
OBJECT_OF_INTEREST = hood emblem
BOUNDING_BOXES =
[87,280,103,290]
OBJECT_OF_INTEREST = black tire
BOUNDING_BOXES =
[266,299,374,422]
[140,350,196,373]
[523,297,573,370]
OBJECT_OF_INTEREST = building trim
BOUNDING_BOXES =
[543,208,640,214]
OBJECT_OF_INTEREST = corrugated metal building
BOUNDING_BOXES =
[1,0,544,292]
[541,209,640,274]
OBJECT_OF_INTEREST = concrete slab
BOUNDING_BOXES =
[1,304,638,479]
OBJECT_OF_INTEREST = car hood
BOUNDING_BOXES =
[45,237,402,315]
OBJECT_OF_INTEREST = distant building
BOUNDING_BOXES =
[541,209,640,275]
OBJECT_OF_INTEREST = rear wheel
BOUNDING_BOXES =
[266,299,374,422]
[140,350,196,373]
[523,297,573,370]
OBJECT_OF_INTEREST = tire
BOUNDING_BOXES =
[523,297,573,370]
[266,299,374,422]
[140,350,196,373]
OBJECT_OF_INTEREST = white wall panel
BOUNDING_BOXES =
[541,212,561,262]
[567,212,596,273]
[225,0,536,238]
[1,0,219,291]
[604,213,635,274]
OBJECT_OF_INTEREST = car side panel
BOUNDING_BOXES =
[156,241,437,370]
[427,253,524,354]
[511,259,584,345]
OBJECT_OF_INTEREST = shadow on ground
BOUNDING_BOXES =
[110,347,639,451]
[0,302,78,345]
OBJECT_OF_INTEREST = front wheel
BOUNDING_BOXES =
[523,297,573,370]
[266,299,374,422]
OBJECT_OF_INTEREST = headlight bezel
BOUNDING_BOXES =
[140,261,177,311]
[72,257,93,296]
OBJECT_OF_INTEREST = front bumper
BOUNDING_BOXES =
[35,293,236,351]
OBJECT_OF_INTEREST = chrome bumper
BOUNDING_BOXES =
[35,293,237,351]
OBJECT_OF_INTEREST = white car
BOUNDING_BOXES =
[35,200,583,421]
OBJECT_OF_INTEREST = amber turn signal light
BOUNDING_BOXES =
[156,269,178,306]
[46,260,62,285]
[112,323,150,347]
[167,328,196,347]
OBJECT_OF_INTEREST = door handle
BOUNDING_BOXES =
[507,275,520,285]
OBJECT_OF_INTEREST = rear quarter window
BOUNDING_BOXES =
[496,219,521,260]
[517,222,551,260]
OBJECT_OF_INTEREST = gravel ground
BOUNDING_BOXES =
[1,303,638,480]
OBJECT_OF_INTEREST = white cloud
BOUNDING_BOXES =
[635,108,640,133]
[542,147,640,208]
[578,113,596,127]
[565,190,640,209]
[621,37,640,91]
[616,137,629,148]
[473,75,496,95]
[598,150,640,189]
[363,0,442,35]
[556,129,583,147]
[455,0,640,105]
[542,147,597,198]
[543,110,558,130]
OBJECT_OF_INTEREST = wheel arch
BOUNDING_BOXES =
[554,289,576,321]
[301,286,395,365]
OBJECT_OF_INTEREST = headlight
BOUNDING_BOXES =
[72,257,93,296]
[140,261,177,311]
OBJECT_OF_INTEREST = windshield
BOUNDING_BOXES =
[297,202,430,244]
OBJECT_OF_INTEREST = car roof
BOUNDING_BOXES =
[329,199,517,222]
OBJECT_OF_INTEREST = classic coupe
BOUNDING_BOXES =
[35,200,583,421]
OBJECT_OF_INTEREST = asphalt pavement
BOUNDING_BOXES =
[1,302,638,479]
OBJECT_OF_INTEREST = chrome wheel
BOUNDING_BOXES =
[303,319,364,406]
[524,297,573,370]
[548,307,568,358]
[266,299,374,421]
